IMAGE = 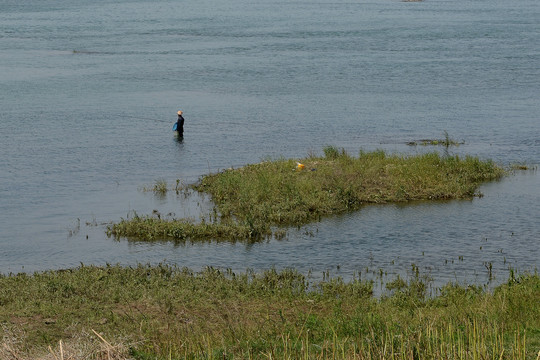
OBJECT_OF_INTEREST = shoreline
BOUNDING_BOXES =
[1,264,538,359]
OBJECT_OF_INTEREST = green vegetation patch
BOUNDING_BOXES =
[0,265,538,359]
[196,148,503,224]
[109,148,505,242]
[108,215,261,242]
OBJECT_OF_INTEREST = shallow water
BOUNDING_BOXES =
[1,0,539,289]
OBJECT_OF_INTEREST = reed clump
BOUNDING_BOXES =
[0,265,538,359]
[108,214,269,242]
[140,178,168,195]
[109,148,504,242]
[407,131,464,147]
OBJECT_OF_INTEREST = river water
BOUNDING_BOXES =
[1,0,538,290]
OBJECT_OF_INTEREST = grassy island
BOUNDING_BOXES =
[109,148,505,242]
[0,265,538,359]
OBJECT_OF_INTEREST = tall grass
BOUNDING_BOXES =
[0,266,537,359]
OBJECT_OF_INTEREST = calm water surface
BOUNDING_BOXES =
[1,0,539,289]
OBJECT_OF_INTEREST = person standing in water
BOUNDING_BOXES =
[175,110,184,137]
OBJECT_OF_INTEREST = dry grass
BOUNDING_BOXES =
[1,328,131,360]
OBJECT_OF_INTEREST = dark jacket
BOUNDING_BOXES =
[176,115,184,136]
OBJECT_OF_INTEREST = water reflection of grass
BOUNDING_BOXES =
[1,265,538,359]
[109,148,505,242]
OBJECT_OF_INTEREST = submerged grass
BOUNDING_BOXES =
[140,179,189,195]
[109,148,505,242]
[0,265,538,359]
[140,178,168,195]
[407,131,464,147]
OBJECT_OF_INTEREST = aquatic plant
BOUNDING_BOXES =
[140,178,168,195]
[110,149,505,242]
[510,163,532,171]
[108,213,269,242]
[407,131,464,147]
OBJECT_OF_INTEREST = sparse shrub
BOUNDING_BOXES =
[323,145,341,159]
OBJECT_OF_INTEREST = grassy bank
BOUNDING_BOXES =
[109,148,505,242]
[0,265,538,359]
